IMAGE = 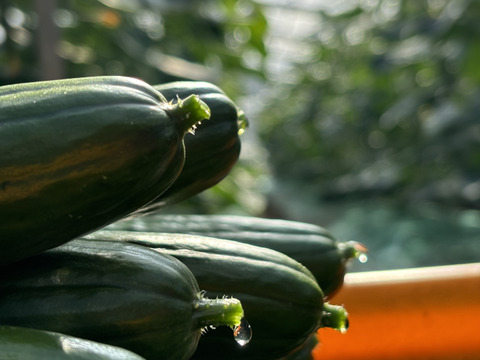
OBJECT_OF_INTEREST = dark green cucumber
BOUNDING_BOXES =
[82,230,349,360]
[135,81,245,212]
[279,333,319,360]
[0,76,210,265]
[107,214,367,297]
[0,239,244,360]
[0,326,146,360]
[0,76,166,101]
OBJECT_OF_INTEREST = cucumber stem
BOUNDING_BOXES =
[193,296,244,330]
[319,302,349,334]
[166,94,211,135]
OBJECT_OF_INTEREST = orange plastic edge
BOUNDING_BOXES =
[314,263,480,360]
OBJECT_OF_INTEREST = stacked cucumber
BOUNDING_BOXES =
[0,76,362,359]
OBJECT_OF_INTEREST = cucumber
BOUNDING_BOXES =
[107,214,367,297]
[82,230,349,360]
[0,76,210,265]
[0,326,146,360]
[136,81,245,212]
[0,239,244,360]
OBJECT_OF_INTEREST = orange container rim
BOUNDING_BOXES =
[313,262,480,360]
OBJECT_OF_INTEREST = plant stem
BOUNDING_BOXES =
[193,296,244,329]
[320,302,349,334]
[166,94,211,134]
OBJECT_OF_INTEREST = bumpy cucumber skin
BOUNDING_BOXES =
[107,214,357,297]
[0,240,210,360]
[82,230,328,360]
[0,326,146,360]
[136,81,242,211]
[0,76,206,265]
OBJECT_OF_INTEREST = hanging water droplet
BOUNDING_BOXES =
[233,317,252,346]
[358,253,368,263]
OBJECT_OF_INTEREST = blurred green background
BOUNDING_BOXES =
[2,0,479,271]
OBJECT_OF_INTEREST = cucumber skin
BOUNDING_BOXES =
[137,81,242,211]
[0,326,146,360]
[0,239,205,360]
[82,230,328,360]
[0,76,198,265]
[107,213,361,297]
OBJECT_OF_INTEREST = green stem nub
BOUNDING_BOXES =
[167,94,211,135]
[193,296,244,330]
[320,302,349,334]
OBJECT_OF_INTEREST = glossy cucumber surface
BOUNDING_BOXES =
[107,213,366,297]
[0,326,146,360]
[0,239,244,360]
[0,76,210,265]
[83,230,349,360]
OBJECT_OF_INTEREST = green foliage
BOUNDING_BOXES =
[0,0,267,90]
[256,0,480,210]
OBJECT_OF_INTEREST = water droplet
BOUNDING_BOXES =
[358,253,368,263]
[233,317,252,346]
